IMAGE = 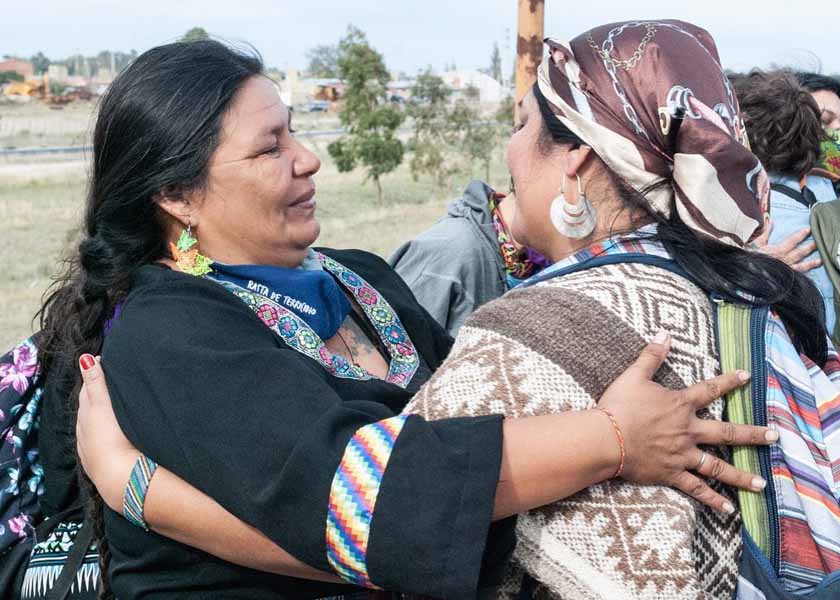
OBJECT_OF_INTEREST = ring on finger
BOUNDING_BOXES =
[695,451,708,472]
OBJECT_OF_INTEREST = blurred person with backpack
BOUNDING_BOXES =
[733,71,838,338]
[798,72,840,191]
[796,73,840,346]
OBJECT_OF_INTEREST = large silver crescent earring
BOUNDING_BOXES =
[550,174,596,239]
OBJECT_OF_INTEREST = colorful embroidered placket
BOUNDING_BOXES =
[123,454,158,530]
[316,253,420,388]
[325,415,408,588]
[211,255,421,389]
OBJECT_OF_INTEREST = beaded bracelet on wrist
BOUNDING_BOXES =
[597,407,626,479]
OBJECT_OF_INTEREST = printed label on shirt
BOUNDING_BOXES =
[245,280,318,316]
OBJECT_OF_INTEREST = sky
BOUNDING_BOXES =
[4,0,839,76]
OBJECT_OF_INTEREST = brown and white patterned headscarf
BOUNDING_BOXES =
[538,20,769,247]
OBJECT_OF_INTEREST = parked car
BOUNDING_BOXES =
[301,100,329,113]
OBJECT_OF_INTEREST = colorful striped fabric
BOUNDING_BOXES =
[577,228,840,594]
[326,415,408,588]
[122,454,158,530]
[528,225,669,281]
[764,314,840,591]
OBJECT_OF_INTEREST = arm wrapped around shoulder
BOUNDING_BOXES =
[101,277,504,598]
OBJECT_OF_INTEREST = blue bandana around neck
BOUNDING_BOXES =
[208,254,351,340]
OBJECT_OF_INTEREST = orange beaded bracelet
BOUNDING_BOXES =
[597,407,626,479]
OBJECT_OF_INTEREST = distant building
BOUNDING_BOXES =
[0,58,34,78]
[441,70,507,105]
[47,64,69,82]
[282,69,345,111]
[63,76,89,88]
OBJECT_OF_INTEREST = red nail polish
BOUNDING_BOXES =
[79,354,96,371]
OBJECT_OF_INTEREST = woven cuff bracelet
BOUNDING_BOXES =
[123,454,158,530]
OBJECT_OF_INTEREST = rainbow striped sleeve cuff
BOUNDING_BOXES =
[325,415,408,588]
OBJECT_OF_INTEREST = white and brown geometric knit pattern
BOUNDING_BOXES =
[405,263,741,599]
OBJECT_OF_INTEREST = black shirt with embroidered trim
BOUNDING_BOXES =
[97,248,511,599]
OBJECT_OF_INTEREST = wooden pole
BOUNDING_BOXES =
[514,0,544,123]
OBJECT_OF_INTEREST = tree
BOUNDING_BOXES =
[306,44,339,78]
[327,26,405,203]
[407,70,461,188]
[181,27,209,42]
[0,71,24,84]
[459,113,498,182]
[495,94,515,127]
[64,54,91,77]
[49,80,66,96]
[114,50,138,72]
[459,93,516,182]
[97,50,114,73]
[489,42,502,83]
[30,52,50,75]
[408,73,513,186]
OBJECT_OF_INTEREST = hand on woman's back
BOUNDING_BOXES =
[600,333,772,512]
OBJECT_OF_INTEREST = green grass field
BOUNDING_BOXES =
[0,136,509,349]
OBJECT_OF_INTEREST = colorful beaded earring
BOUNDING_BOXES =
[170,224,213,277]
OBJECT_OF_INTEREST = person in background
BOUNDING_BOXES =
[798,72,840,191]
[733,70,837,333]
[799,72,840,132]
[389,181,548,335]
[799,73,840,345]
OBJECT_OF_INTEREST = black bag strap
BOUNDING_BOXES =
[520,252,747,305]
[770,183,817,209]
[44,518,94,600]
[32,504,85,541]
[516,573,538,599]
[521,253,691,288]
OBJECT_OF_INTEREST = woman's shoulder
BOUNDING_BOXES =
[462,278,606,346]
[464,261,712,350]
[317,247,390,275]
[317,247,418,305]
[105,264,274,354]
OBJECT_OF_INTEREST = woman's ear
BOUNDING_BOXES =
[154,188,193,228]
[564,145,593,179]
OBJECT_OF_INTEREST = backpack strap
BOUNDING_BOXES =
[521,253,691,288]
[520,252,748,305]
[712,301,779,572]
[43,518,94,600]
[770,183,818,209]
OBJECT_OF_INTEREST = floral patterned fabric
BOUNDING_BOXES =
[0,337,45,556]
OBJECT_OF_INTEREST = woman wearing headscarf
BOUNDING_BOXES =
[406,22,840,597]
[75,21,836,599]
